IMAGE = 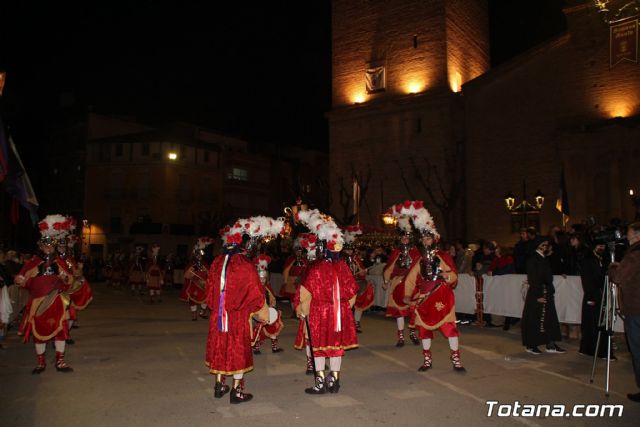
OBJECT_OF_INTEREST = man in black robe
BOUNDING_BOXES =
[521,236,564,355]
[578,243,612,358]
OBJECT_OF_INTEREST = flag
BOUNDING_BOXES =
[1,119,39,224]
[556,167,570,226]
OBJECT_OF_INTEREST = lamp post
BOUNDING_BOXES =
[504,180,544,232]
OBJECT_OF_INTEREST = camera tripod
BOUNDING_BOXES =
[589,241,621,397]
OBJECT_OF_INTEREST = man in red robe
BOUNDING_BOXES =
[205,225,269,404]
[295,209,359,395]
[15,215,74,374]
[382,217,421,346]
[181,238,213,321]
[342,227,374,333]
[404,231,465,373]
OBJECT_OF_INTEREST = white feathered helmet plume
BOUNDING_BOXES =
[387,200,440,241]
[37,214,72,245]
[220,216,285,246]
[343,225,363,249]
[295,209,344,252]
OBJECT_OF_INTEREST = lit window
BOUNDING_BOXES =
[227,167,248,181]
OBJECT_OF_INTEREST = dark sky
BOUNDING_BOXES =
[0,1,567,154]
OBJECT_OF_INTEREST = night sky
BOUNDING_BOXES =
[0,1,567,157]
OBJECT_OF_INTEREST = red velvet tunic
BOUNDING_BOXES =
[17,257,72,343]
[384,247,421,318]
[205,253,267,375]
[298,259,359,357]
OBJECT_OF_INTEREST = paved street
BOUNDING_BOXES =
[1,283,639,427]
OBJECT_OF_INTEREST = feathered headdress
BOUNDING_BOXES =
[220,216,286,246]
[343,224,363,247]
[195,236,215,251]
[387,200,440,240]
[254,254,272,271]
[296,209,344,252]
[37,214,72,243]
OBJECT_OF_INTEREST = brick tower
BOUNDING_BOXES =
[328,0,489,237]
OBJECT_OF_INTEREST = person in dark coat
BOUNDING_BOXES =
[521,236,564,355]
[578,243,611,358]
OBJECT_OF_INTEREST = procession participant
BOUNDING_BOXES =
[252,254,285,354]
[522,236,565,355]
[296,209,359,394]
[400,203,464,372]
[281,237,308,317]
[146,243,164,303]
[205,216,283,404]
[342,225,374,333]
[129,246,146,296]
[181,237,214,321]
[383,202,421,347]
[15,214,74,374]
[293,233,319,374]
[57,230,93,344]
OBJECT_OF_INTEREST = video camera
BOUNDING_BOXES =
[592,227,626,245]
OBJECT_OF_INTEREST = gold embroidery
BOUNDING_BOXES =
[435,301,445,311]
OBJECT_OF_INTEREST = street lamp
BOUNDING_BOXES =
[504,181,544,232]
[381,212,397,228]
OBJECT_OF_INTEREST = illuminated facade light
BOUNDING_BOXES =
[407,82,423,94]
[451,71,462,93]
[352,93,366,104]
[168,152,178,160]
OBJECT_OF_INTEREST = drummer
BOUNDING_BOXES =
[252,254,284,354]
[404,222,464,373]
[342,225,374,334]
[15,214,75,374]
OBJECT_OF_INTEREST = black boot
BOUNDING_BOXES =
[214,376,230,399]
[305,372,327,395]
[409,329,420,345]
[230,381,253,404]
[271,339,283,353]
[327,371,340,394]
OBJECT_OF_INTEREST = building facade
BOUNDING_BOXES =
[329,0,640,244]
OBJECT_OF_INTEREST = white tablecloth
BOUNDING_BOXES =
[481,274,624,332]
[453,274,477,315]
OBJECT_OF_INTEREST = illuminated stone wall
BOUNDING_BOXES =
[329,0,489,238]
[463,3,640,244]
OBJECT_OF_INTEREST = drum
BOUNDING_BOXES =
[267,307,278,325]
